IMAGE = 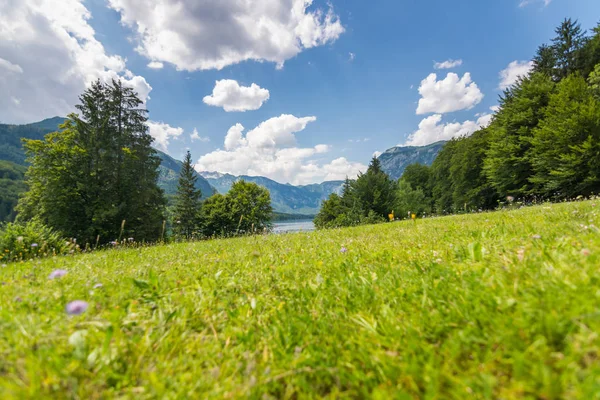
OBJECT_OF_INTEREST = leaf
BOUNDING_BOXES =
[133,279,150,290]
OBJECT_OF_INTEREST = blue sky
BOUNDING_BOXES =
[1,0,599,184]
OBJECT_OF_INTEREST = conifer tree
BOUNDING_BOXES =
[172,151,202,239]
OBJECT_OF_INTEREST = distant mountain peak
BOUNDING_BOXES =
[378,141,446,180]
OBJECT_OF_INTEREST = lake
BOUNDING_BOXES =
[272,220,315,234]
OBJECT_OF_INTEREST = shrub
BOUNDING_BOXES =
[0,220,71,263]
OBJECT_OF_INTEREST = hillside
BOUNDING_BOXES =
[378,141,446,180]
[201,171,343,215]
[1,200,598,398]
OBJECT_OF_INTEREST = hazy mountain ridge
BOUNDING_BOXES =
[378,141,446,180]
[200,171,344,215]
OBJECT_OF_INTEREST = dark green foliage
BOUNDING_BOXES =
[201,181,272,237]
[401,163,432,198]
[17,80,166,244]
[529,75,600,198]
[0,220,70,262]
[484,73,555,198]
[315,159,396,229]
[551,18,588,80]
[430,140,458,214]
[394,180,430,219]
[172,151,202,239]
[156,150,215,202]
[353,157,397,218]
[0,161,27,222]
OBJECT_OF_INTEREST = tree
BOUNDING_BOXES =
[18,80,166,243]
[228,180,273,234]
[201,181,272,237]
[394,180,430,219]
[484,73,555,199]
[353,157,396,219]
[533,44,557,78]
[552,18,587,80]
[529,75,600,198]
[449,129,499,211]
[401,163,432,198]
[172,151,202,239]
[314,193,347,229]
[429,140,457,214]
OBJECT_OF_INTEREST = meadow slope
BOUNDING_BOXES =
[1,201,600,398]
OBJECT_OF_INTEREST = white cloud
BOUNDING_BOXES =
[405,113,492,146]
[147,61,164,69]
[203,80,270,112]
[0,0,151,124]
[499,60,534,90]
[416,73,484,115]
[0,58,23,74]
[519,0,551,8]
[147,121,184,152]
[107,0,344,71]
[490,105,500,113]
[196,114,366,184]
[434,59,463,69]
[348,138,370,143]
[190,128,210,143]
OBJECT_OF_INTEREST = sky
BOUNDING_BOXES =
[0,0,599,185]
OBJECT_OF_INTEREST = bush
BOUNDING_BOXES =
[0,220,71,263]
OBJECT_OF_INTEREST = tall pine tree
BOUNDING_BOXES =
[18,79,166,243]
[172,151,202,239]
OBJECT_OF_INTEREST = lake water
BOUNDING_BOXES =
[272,220,315,234]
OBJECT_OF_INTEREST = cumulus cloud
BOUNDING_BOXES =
[499,60,534,90]
[0,0,151,124]
[196,114,367,184]
[203,80,270,112]
[107,0,345,71]
[405,113,493,146]
[147,61,164,69]
[147,121,184,152]
[416,73,484,115]
[190,128,210,143]
[434,59,463,69]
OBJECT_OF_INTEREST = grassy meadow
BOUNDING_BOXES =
[1,201,600,398]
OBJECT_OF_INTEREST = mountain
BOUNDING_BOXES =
[0,117,66,164]
[201,172,343,215]
[156,151,215,200]
[378,141,446,180]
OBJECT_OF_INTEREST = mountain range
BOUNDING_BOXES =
[0,117,446,221]
[201,172,344,215]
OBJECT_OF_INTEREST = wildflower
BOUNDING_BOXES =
[110,241,118,246]
[1,264,6,268]
[93,283,103,289]
[31,243,38,248]
[48,269,68,279]
[507,196,515,203]
[340,246,348,253]
[532,234,542,240]
[582,249,591,256]
[16,236,23,243]
[128,237,134,242]
[14,296,22,303]
[66,300,88,315]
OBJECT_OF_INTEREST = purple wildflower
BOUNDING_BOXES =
[14,296,22,302]
[66,300,88,315]
[93,283,103,289]
[48,269,68,279]
[31,243,38,248]
[340,246,348,253]
[110,241,118,246]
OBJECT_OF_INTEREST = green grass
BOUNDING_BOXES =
[1,201,600,399]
